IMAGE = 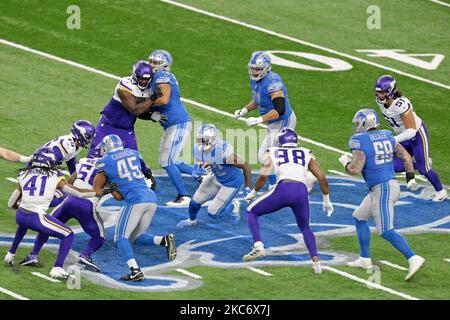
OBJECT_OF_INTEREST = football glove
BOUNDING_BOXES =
[102,182,119,195]
[323,194,334,217]
[150,86,163,102]
[338,154,352,168]
[246,117,264,127]
[143,170,157,190]
[4,252,14,266]
[406,172,418,191]
[150,111,168,125]
[233,107,248,118]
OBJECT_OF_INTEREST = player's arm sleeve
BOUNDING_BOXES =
[348,136,362,150]
[66,157,77,175]
[272,96,285,116]
[95,159,106,173]
[155,72,171,85]
[62,185,96,198]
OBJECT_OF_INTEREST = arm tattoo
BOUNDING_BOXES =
[394,144,414,173]
[346,150,366,175]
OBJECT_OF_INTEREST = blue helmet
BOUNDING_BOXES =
[248,51,271,81]
[276,127,298,147]
[148,49,173,72]
[71,120,95,148]
[131,60,153,90]
[352,108,380,133]
[375,75,397,104]
[31,147,57,169]
[101,134,124,154]
[196,124,217,151]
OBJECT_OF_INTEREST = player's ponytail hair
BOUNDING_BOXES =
[17,166,58,178]
[393,90,403,99]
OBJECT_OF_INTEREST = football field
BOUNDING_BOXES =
[0,0,449,301]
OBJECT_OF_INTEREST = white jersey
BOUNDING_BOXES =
[265,146,313,184]
[74,157,97,190]
[17,168,65,215]
[43,134,82,164]
[112,76,151,102]
[376,96,423,134]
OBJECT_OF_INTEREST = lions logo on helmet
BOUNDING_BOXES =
[131,61,153,91]
[71,120,95,148]
[148,49,173,73]
[196,124,218,151]
[248,51,272,81]
[101,134,124,155]
[352,108,380,134]
[31,147,57,169]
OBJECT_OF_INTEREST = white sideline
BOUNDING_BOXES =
[175,268,203,279]
[31,272,61,283]
[378,260,408,271]
[161,0,450,91]
[322,266,419,300]
[247,267,273,276]
[430,0,450,8]
[0,286,30,300]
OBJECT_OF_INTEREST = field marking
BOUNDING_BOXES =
[247,267,273,276]
[161,0,450,91]
[328,169,350,177]
[430,0,450,8]
[31,272,61,283]
[0,286,30,300]
[444,259,450,263]
[5,177,17,183]
[322,266,419,300]
[378,260,408,271]
[175,268,203,279]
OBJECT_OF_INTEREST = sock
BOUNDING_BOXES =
[268,174,276,185]
[247,211,262,242]
[189,200,201,221]
[117,239,135,263]
[354,218,371,258]
[164,164,188,196]
[135,233,157,246]
[176,161,194,175]
[81,237,105,257]
[54,232,74,268]
[300,226,318,258]
[423,170,443,192]
[127,258,139,269]
[381,229,415,259]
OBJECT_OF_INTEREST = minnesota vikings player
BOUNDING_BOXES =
[374,75,447,202]
[0,146,31,163]
[338,108,424,281]
[4,148,104,279]
[139,49,193,207]
[88,61,159,188]
[176,124,252,228]
[93,135,176,281]
[20,153,108,272]
[244,128,333,274]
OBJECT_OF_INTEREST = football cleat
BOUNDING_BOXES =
[161,234,177,262]
[346,257,373,270]
[50,267,70,280]
[231,199,241,225]
[78,255,101,272]
[166,195,191,207]
[405,255,425,281]
[120,267,144,282]
[176,218,197,229]
[432,189,448,202]
[242,242,265,262]
[19,254,39,267]
[312,261,323,274]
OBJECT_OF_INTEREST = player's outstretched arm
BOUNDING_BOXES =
[57,179,98,198]
[234,100,257,118]
[395,110,417,143]
[0,146,31,163]
[308,158,334,216]
[93,172,124,200]
[150,83,171,106]
[394,143,417,190]
[245,158,272,201]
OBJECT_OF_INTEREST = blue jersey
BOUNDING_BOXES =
[95,148,156,204]
[349,130,396,188]
[250,71,293,124]
[193,140,243,188]
[150,71,191,129]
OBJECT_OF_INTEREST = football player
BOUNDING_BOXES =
[244,128,333,274]
[93,135,176,281]
[176,124,252,228]
[139,49,193,207]
[4,148,105,279]
[0,146,31,163]
[87,61,159,189]
[338,108,424,281]
[374,75,447,202]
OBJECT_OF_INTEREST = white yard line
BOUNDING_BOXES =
[328,170,350,177]
[161,0,450,91]
[444,259,450,263]
[5,178,17,183]
[323,266,419,300]
[175,268,203,279]
[378,260,408,271]
[0,286,30,300]
[247,267,273,276]
[31,272,61,283]
[430,0,450,8]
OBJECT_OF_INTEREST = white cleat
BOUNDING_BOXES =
[306,171,318,193]
[346,257,373,270]
[176,218,197,229]
[405,255,425,281]
[50,267,70,280]
[432,189,448,202]
[166,195,191,207]
[312,261,322,274]
[231,199,241,224]
[242,242,265,262]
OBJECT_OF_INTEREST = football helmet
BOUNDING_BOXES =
[101,134,124,154]
[148,49,173,72]
[248,51,271,81]
[131,60,153,90]
[375,75,397,104]
[196,124,217,151]
[31,147,57,169]
[352,108,380,133]
[276,127,298,147]
[71,120,95,148]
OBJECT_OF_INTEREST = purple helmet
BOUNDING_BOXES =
[31,147,57,169]
[132,60,153,90]
[71,120,95,148]
[375,75,397,104]
[276,127,298,147]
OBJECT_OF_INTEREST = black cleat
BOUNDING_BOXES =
[78,255,101,272]
[120,267,144,282]
[161,233,177,262]
[19,254,39,267]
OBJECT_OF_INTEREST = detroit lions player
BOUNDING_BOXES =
[88,61,159,188]
[375,75,447,202]
[93,135,176,281]
[0,146,31,163]
[140,49,193,207]
[244,128,334,274]
[338,108,424,281]
[4,148,103,279]
[176,124,252,228]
